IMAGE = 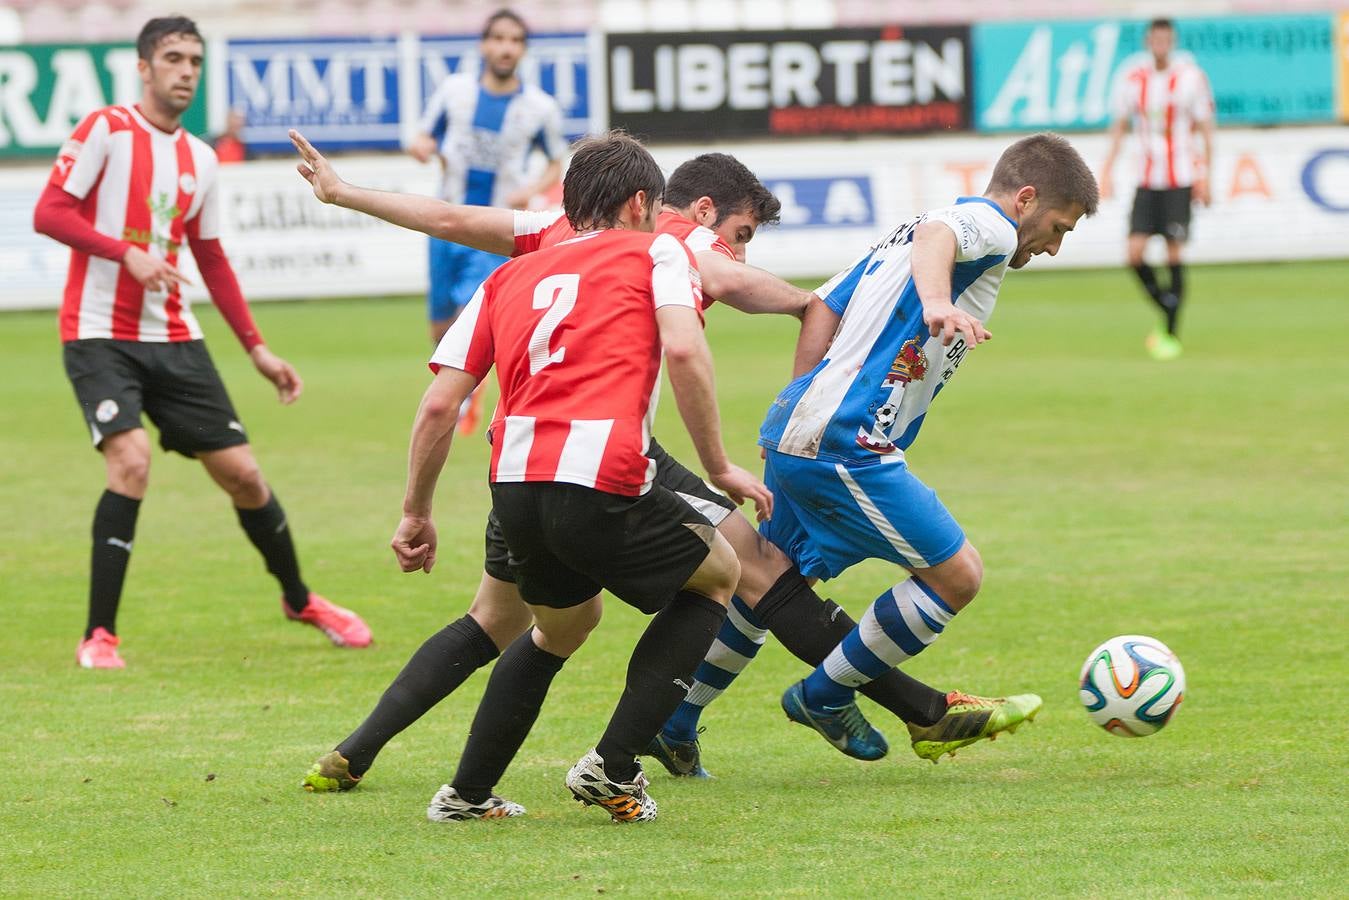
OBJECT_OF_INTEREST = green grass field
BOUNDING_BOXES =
[3,260,1346,897]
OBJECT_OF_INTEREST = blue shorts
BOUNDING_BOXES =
[428,238,507,322]
[760,449,965,580]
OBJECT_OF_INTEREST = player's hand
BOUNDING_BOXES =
[249,344,303,404]
[391,515,437,573]
[407,133,438,164]
[924,302,991,347]
[709,464,773,523]
[290,129,345,205]
[1193,177,1211,207]
[123,246,190,293]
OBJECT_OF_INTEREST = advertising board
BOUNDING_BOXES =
[606,27,972,140]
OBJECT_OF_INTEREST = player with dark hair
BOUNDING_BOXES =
[1100,17,1215,360]
[32,16,371,668]
[769,134,1098,759]
[291,132,1044,793]
[384,130,771,821]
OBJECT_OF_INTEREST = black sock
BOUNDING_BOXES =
[596,592,727,783]
[87,490,141,638]
[753,570,948,726]
[235,492,309,612]
[1132,262,1163,303]
[337,615,499,776]
[1165,263,1185,336]
[450,631,566,803]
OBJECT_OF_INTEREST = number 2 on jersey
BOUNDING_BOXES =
[528,273,579,375]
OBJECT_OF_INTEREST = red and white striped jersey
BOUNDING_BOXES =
[431,229,703,496]
[1111,58,1213,190]
[48,104,220,343]
[513,209,735,268]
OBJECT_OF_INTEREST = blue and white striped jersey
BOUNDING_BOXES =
[760,197,1017,466]
[418,72,566,206]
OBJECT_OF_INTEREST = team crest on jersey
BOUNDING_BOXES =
[95,399,120,423]
[883,338,929,386]
[856,402,899,454]
[178,172,197,195]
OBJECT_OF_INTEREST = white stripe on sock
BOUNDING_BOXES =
[726,603,769,644]
[685,682,723,707]
[703,638,756,674]
[857,592,915,668]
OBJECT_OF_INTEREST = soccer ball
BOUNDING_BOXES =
[1079,635,1185,737]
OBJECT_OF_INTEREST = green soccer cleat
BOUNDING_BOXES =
[1145,329,1183,361]
[642,730,713,779]
[907,692,1043,763]
[302,750,362,792]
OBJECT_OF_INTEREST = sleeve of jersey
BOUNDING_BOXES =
[538,101,567,160]
[1189,68,1215,122]
[417,84,449,140]
[681,224,736,261]
[1108,67,1133,120]
[925,206,1011,262]
[33,182,131,261]
[649,232,703,316]
[511,209,566,257]
[428,284,493,376]
[49,110,111,200]
[814,249,872,316]
[189,233,265,351]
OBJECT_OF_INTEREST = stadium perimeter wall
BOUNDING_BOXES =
[3,124,1346,309]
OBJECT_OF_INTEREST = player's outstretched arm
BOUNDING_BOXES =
[394,366,478,573]
[912,221,991,347]
[290,129,517,256]
[658,305,773,522]
[696,251,813,318]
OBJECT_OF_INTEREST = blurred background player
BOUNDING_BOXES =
[32,16,371,669]
[765,135,1098,761]
[1100,18,1215,361]
[409,7,566,431]
[210,107,250,164]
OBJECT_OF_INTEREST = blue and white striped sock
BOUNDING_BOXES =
[662,595,768,742]
[802,577,955,709]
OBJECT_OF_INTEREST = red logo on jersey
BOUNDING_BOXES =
[883,338,928,386]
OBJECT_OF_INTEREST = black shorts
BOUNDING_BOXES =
[1129,187,1192,242]
[489,481,716,615]
[63,339,249,457]
[483,438,735,583]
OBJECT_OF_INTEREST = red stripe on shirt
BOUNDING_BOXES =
[111,124,153,340]
[163,132,196,341]
[59,173,106,341]
[1137,72,1152,187]
[1164,71,1180,190]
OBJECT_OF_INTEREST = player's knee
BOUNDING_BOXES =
[468,589,534,650]
[704,533,741,604]
[104,440,150,495]
[921,544,982,612]
[222,462,267,505]
[946,546,984,609]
